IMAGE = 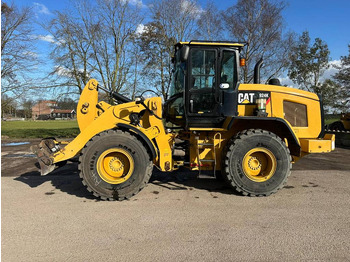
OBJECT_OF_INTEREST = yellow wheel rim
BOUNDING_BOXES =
[97,148,134,184]
[242,147,277,182]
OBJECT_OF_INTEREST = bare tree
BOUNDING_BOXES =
[223,0,293,83]
[20,98,34,119]
[1,2,37,107]
[78,0,143,94]
[195,1,223,40]
[137,22,174,100]
[46,0,144,96]
[139,0,201,100]
[129,36,144,100]
[47,10,93,94]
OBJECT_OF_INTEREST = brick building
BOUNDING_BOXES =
[32,101,75,120]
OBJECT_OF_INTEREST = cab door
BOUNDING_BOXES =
[219,49,239,117]
[187,48,219,116]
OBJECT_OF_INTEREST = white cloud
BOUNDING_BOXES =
[129,0,143,7]
[181,0,203,18]
[37,34,55,43]
[23,51,38,58]
[33,3,52,15]
[279,76,296,88]
[36,34,65,45]
[121,0,147,8]
[135,24,145,35]
[55,66,72,77]
[54,66,89,78]
[279,60,341,88]
[320,60,341,81]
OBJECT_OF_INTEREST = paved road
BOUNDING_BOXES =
[2,140,350,261]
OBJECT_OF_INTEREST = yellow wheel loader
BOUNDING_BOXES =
[328,112,350,131]
[32,41,335,200]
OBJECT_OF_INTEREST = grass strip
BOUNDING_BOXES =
[1,120,80,138]
[2,128,80,138]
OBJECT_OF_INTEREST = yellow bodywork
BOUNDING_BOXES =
[299,134,335,153]
[179,41,245,48]
[341,113,350,130]
[185,83,335,171]
[51,79,174,172]
[238,84,321,138]
[42,79,334,175]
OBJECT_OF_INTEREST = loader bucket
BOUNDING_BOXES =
[31,138,60,176]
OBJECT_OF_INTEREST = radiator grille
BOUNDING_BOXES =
[283,101,308,127]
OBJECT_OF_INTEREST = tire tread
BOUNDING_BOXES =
[78,129,153,201]
[222,129,292,197]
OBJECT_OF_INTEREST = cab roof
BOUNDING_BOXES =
[177,40,246,49]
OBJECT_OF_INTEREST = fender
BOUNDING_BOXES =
[227,116,301,156]
[117,123,157,160]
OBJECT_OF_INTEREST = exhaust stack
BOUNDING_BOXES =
[254,58,264,84]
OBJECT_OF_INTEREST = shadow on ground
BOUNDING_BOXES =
[14,162,97,200]
[14,162,237,200]
[11,147,350,200]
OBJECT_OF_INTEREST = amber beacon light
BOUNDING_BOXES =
[240,58,246,66]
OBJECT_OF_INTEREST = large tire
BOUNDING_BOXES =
[223,129,291,196]
[328,121,345,131]
[78,129,153,200]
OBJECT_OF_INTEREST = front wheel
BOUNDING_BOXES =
[223,129,291,196]
[79,129,153,200]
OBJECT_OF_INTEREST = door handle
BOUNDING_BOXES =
[190,99,194,112]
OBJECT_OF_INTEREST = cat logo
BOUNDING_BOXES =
[238,93,255,104]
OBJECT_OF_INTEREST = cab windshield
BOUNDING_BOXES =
[169,51,186,97]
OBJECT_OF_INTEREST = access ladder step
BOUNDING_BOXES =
[198,143,214,146]
[198,172,216,179]
[199,159,215,163]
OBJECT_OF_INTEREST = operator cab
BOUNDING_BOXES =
[164,41,245,128]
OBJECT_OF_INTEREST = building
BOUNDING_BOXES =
[32,100,75,120]
[50,109,76,119]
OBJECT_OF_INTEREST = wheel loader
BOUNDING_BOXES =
[326,112,350,147]
[32,41,335,200]
[328,112,350,131]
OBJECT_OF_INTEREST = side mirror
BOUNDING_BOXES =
[180,45,189,62]
[219,83,230,89]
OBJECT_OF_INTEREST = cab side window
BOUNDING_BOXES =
[190,49,216,90]
[221,51,237,88]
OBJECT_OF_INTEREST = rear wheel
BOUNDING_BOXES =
[79,129,153,200]
[223,129,291,196]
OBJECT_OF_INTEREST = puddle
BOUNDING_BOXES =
[3,154,36,158]
[2,142,30,146]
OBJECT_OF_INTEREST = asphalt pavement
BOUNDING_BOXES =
[1,139,350,261]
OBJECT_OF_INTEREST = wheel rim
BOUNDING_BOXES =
[97,148,134,184]
[242,147,277,182]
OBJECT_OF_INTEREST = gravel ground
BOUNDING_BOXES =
[1,139,350,261]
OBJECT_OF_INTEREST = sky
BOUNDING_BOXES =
[15,0,350,58]
[11,0,350,94]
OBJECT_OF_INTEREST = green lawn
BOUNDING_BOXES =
[1,115,341,139]
[325,114,341,126]
[325,118,339,125]
[1,120,80,138]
